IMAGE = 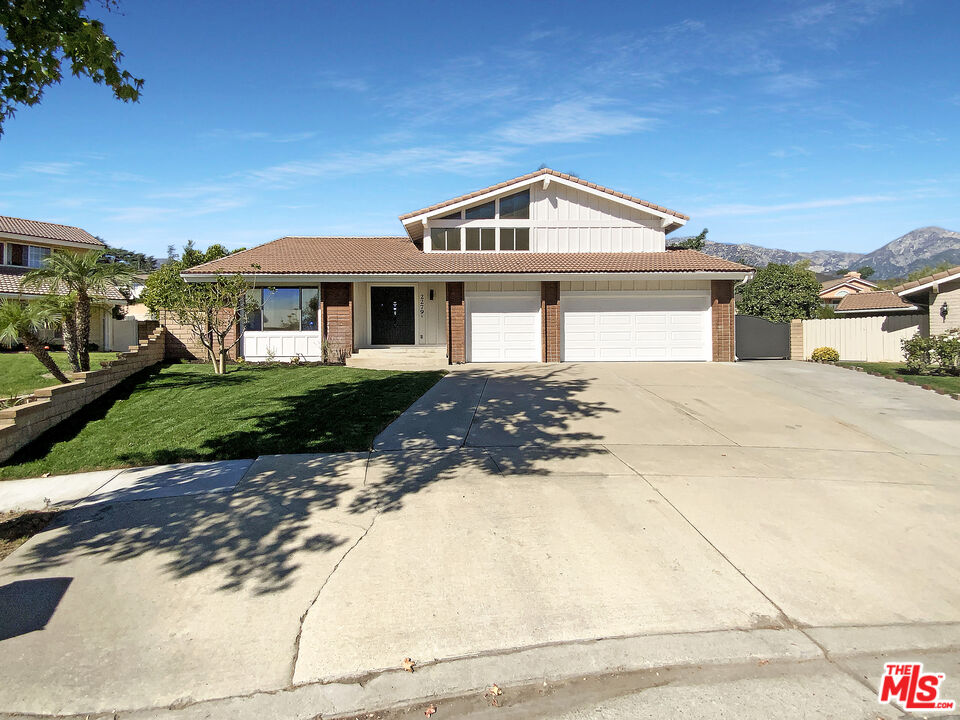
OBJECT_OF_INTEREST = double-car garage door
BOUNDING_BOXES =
[467,291,710,362]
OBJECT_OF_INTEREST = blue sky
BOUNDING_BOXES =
[0,0,958,257]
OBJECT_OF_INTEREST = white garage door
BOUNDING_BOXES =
[563,292,710,362]
[467,293,541,362]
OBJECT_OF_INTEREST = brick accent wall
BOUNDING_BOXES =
[322,282,354,358]
[0,329,167,463]
[711,280,736,362]
[158,309,238,362]
[446,281,465,364]
[541,281,561,362]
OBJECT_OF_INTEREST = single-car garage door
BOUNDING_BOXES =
[467,293,541,362]
[563,292,710,362]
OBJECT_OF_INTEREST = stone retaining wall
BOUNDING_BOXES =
[0,328,167,463]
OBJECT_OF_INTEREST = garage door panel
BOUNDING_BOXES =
[468,294,541,363]
[563,292,709,362]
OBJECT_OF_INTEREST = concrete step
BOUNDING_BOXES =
[347,346,448,370]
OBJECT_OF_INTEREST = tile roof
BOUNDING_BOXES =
[835,290,918,313]
[182,236,753,276]
[398,168,690,223]
[0,266,127,301]
[819,276,877,293]
[0,215,103,246]
[893,265,960,294]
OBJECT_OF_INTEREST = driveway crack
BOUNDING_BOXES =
[289,512,380,685]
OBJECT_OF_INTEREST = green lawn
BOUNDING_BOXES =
[0,363,445,479]
[836,362,960,394]
[0,351,118,397]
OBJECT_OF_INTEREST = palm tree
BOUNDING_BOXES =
[0,299,70,384]
[39,292,80,372]
[24,250,133,371]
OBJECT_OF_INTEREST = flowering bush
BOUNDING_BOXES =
[902,330,960,375]
[811,346,839,362]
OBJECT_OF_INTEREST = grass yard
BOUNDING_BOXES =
[0,363,445,480]
[0,351,118,398]
[836,361,960,394]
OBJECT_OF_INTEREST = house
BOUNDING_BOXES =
[0,215,128,349]
[894,264,960,335]
[834,290,920,316]
[819,271,879,306]
[182,169,754,364]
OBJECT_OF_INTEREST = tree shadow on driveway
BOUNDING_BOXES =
[3,368,619,595]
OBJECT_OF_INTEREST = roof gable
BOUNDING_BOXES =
[398,169,688,238]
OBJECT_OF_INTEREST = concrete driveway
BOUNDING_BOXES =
[1,361,958,718]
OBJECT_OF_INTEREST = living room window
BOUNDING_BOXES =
[430,227,461,251]
[244,288,319,331]
[500,228,530,251]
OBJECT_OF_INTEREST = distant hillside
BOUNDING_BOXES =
[698,226,960,279]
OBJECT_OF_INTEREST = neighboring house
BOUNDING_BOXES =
[183,169,754,364]
[894,264,960,335]
[0,215,128,349]
[819,271,879,306]
[834,290,920,316]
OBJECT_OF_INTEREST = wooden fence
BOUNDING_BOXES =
[795,314,928,362]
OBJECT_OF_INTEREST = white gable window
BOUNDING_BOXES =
[500,228,530,251]
[499,189,529,219]
[430,227,461,251]
[464,200,495,220]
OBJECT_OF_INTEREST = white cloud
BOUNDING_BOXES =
[20,161,82,175]
[761,72,820,95]
[496,98,654,145]
[694,194,899,217]
[202,129,318,143]
[769,146,810,158]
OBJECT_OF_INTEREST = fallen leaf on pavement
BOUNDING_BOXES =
[424,704,437,716]
[402,657,416,672]
[486,684,503,696]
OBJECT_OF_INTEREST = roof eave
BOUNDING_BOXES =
[896,270,960,297]
[183,270,752,284]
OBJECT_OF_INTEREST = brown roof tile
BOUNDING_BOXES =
[398,168,689,223]
[182,236,753,276]
[893,265,960,294]
[0,267,127,301]
[0,215,103,246]
[835,290,918,313]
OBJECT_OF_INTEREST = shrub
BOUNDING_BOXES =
[933,330,960,375]
[902,334,934,374]
[811,346,839,362]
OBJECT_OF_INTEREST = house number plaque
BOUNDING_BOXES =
[419,293,425,317]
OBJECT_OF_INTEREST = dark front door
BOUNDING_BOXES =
[371,286,416,345]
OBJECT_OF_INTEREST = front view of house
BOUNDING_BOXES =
[183,169,753,364]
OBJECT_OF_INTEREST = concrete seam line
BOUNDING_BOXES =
[640,384,743,447]
[288,512,380,686]
[229,458,258,492]
[460,376,489,449]
[637,471,892,701]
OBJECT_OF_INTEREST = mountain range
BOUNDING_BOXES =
[699,226,960,279]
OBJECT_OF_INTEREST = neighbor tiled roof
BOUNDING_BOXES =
[0,266,127,301]
[819,276,877,293]
[893,265,960,294]
[182,236,753,276]
[835,291,918,313]
[0,215,103,246]
[398,169,690,222]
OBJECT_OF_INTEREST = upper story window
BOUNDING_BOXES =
[499,190,530,219]
[464,200,495,220]
[3,243,51,268]
[430,227,461,251]
[440,211,462,220]
[465,227,495,251]
[500,228,530,251]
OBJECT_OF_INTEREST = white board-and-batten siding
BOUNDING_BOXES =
[424,180,668,253]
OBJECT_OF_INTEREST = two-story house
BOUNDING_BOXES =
[182,169,753,364]
[0,215,127,349]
